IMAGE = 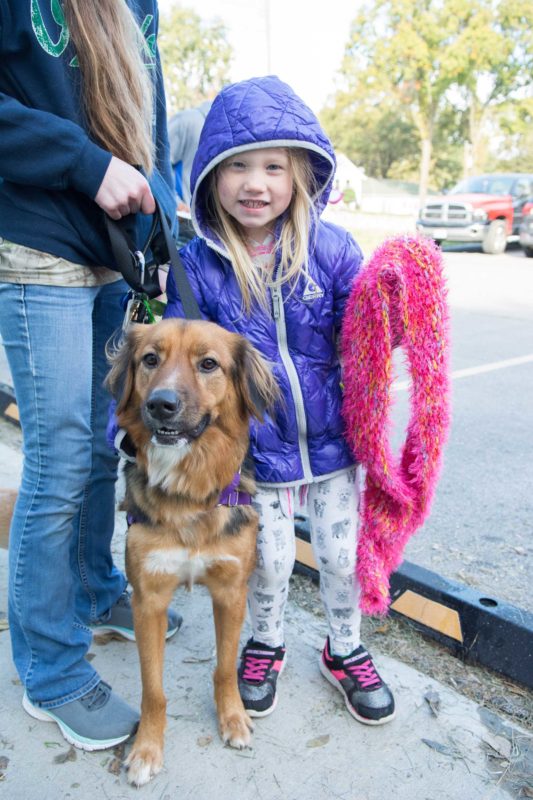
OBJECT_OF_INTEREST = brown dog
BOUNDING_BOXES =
[106,318,277,787]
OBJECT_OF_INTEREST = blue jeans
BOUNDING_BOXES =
[0,279,127,708]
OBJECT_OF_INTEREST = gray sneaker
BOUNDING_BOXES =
[91,589,183,642]
[23,681,139,751]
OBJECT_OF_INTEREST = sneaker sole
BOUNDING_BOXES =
[22,693,134,751]
[242,653,286,718]
[318,657,396,726]
[91,620,182,643]
[246,692,278,718]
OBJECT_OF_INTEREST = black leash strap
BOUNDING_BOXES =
[154,199,202,320]
[105,200,202,320]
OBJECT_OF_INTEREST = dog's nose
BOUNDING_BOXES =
[145,389,180,421]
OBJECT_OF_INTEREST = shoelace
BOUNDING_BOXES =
[116,590,131,608]
[346,658,381,689]
[242,654,274,683]
[81,681,111,710]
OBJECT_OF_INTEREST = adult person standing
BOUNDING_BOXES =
[0,0,181,751]
[168,100,211,211]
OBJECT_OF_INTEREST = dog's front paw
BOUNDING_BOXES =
[220,710,254,749]
[125,744,163,787]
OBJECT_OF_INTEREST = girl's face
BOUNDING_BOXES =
[216,148,294,241]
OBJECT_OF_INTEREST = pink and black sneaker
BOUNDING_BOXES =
[238,638,286,717]
[319,638,395,725]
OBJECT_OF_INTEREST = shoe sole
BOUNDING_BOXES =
[318,657,396,726]
[22,693,135,751]
[243,654,286,718]
[91,618,182,643]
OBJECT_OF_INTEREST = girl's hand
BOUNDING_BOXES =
[95,156,156,219]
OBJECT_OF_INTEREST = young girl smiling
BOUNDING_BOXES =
[164,75,395,725]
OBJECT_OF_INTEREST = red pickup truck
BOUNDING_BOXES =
[416,173,533,254]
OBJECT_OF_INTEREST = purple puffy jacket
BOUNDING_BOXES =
[164,75,363,487]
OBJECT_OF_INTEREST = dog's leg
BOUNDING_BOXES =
[0,488,17,549]
[125,579,176,787]
[210,582,253,749]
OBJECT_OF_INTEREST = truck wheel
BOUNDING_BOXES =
[524,246,533,258]
[482,220,507,254]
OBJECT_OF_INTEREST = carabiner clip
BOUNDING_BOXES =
[134,250,146,288]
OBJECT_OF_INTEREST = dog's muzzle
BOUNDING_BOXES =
[143,389,211,446]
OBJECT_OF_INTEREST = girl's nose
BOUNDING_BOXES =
[243,169,266,192]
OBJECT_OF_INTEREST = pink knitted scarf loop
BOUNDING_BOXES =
[340,235,451,615]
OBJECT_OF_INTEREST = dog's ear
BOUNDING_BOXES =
[232,338,279,421]
[105,328,139,415]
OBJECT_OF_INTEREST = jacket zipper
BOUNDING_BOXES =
[270,281,313,482]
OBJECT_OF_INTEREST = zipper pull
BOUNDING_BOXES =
[272,289,281,320]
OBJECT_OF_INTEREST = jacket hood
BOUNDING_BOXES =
[189,75,336,250]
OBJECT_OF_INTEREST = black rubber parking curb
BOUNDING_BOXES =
[295,517,533,689]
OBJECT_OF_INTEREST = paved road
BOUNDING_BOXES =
[398,244,533,611]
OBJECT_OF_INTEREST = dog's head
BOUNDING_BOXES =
[106,319,278,453]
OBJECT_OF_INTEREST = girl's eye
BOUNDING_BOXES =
[199,357,219,372]
[228,160,246,170]
[142,352,159,368]
[267,163,283,171]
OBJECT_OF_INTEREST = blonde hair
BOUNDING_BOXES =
[64,0,155,173]
[204,148,318,313]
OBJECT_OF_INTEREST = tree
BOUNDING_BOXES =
[444,0,533,173]
[492,97,533,172]
[158,5,232,114]
[332,0,533,202]
[321,89,421,180]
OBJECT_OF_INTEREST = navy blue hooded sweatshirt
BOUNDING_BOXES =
[0,0,175,269]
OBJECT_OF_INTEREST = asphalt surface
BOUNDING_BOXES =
[398,244,533,612]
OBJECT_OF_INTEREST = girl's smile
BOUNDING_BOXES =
[216,148,294,240]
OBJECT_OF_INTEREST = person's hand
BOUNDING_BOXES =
[95,157,155,219]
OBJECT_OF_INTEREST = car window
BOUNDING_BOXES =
[451,175,515,195]
[514,178,531,198]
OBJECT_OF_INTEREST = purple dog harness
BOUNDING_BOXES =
[126,471,252,527]
[216,470,252,507]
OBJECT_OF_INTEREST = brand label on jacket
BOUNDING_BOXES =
[302,278,324,303]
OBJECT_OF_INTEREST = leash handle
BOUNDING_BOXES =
[105,201,202,320]
[105,211,161,298]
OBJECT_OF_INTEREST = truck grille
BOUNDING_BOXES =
[421,202,471,224]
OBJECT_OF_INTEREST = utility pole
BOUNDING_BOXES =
[265,0,271,73]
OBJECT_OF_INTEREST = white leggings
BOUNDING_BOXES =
[249,468,362,657]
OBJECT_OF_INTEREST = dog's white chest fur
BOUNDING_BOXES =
[145,547,238,585]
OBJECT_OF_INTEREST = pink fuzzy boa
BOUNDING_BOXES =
[340,235,451,615]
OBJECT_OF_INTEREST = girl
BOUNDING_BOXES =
[0,0,180,750]
[164,75,395,725]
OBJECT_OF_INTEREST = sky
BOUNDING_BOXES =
[158,0,361,113]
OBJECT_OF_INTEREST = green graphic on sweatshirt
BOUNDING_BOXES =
[31,2,154,69]
[140,14,156,67]
[30,0,69,58]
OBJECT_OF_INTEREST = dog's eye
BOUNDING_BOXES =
[142,352,159,368]
[199,358,218,373]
